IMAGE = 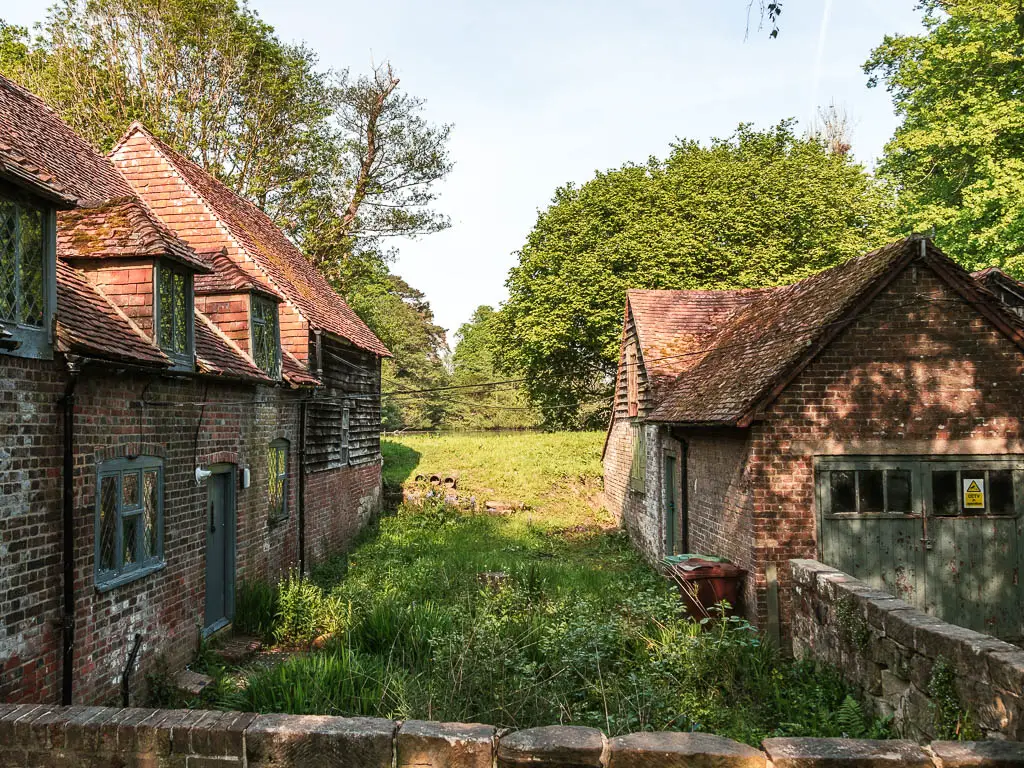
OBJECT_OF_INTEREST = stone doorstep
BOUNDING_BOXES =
[211,634,263,665]
[175,669,215,697]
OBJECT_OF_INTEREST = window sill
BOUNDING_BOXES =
[95,561,166,593]
[268,514,290,527]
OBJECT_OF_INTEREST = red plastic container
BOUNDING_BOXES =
[665,557,746,620]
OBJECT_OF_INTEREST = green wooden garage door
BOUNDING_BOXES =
[816,456,1024,641]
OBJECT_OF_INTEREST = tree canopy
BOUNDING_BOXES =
[0,0,452,290]
[866,0,1024,274]
[448,306,538,430]
[496,122,895,428]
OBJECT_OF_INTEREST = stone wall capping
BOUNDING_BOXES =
[930,740,1024,768]
[0,705,1022,768]
[762,737,933,768]
[497,725,607,768]
[607,730,765,768]
[397,719,497,768]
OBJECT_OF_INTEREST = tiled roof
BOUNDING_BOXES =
[194,310,274,382]
[55,260,171,367]
[195,249,282,299]
[0,75,133,205]
[57,198,210,272]
[647,238,1022,425]
[119,125,390,357]
[627,289,768,391]
[282,349,321,386]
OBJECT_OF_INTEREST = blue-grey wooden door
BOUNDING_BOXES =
[204,472,233,634]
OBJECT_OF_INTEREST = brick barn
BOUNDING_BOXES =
[603,237,1024,644]
[0,75,389,705]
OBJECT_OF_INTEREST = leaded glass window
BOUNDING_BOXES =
[156,261,193,364]
[96,457,164,589]
[251,295,280,377]
[0,196,45,328]
[268,439,289,522]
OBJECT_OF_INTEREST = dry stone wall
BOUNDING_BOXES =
[790,558,1024,741]
[2,703,1024,768]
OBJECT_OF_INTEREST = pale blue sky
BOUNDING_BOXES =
[2,0,926,342]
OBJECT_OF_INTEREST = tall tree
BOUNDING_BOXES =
[1,0,452,289]
[866,0,1024,273]
[497,122,895,428]
[448,306,538,430]
[350,275,450,430]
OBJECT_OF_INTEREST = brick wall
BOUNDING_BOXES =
[0,355,65,705]
[77,260,154,336]
[743,264,1024,640]
[1,703,1019,768]
[195,293,251,353]
[682,428,759,615]
[0,358,380,706]
[303,460,381,567]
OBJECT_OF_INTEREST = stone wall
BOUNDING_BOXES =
[2,704,1023,768]
[790,558,1024,741]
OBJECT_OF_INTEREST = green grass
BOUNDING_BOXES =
[215,431,889,743]
[381,431,605,520]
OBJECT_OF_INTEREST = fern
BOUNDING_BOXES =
[836,694,867,738]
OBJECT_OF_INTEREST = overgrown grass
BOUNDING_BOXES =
[217,432,889,743]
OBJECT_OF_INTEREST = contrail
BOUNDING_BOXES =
[808,0,834,126]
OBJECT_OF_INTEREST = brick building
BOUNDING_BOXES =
[603,237,1024,643]
[0,76,389,705]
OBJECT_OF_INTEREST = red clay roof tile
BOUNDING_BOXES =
[194,310,274,382]
[57,197,211,272]
[0,76,134,205]
[195,249,283,299]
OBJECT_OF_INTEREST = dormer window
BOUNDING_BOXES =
[0,189,56,358]
[155,260,194,368]
[251,294,280,377]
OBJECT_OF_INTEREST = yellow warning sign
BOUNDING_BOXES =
[963,478,985,509]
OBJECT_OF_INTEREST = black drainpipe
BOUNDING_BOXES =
[60,360,81,706]
[298,398,307,576]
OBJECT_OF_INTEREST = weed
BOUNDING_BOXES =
[928,657,981,740]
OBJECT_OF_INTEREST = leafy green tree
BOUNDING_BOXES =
[351,275,450,430]
[448,306,539,430]
[866,0,1024,273]
[497,122,895,428]
[1,1,452,289]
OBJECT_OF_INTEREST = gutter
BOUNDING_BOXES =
[60,356,82,705]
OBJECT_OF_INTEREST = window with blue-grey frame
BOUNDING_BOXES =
[95,456,164,589]
[250,294,280,377]
[0,187,57,359]
[154,260,194,369]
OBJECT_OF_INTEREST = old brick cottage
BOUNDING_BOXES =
[604,237,1024,644]
[0,75,389,705]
